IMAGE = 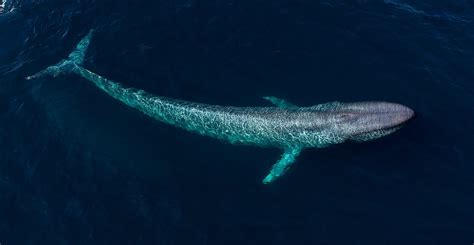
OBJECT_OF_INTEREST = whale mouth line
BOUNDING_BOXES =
[376,109,415,129]
[361,102,415,128]
[340,101,415,141]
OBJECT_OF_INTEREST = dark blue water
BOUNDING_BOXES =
[1,0,474,244]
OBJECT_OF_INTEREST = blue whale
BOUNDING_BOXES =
[27,30,414,184]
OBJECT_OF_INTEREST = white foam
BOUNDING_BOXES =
[0,0,16,15]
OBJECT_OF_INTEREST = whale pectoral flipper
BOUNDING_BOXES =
[262,96,297,109]
[262,147,302,184]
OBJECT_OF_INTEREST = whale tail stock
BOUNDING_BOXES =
[26,29,93,80]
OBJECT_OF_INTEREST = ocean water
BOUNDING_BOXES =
[1,0,474,244]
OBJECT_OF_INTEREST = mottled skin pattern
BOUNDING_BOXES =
[68,69,350,149]
[27,30,414,184]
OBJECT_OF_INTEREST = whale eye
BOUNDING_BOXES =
[337,113,356,121]
[338,114,350,120]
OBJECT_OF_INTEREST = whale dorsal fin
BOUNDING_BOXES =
[263,96,298,109]
[262,147,302,184]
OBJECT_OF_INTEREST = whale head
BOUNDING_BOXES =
[327,101,414,143]
[306,101,414,145]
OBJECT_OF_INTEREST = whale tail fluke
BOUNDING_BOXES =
[26,29,93,80]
